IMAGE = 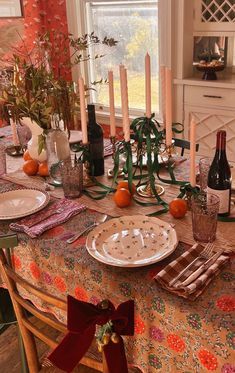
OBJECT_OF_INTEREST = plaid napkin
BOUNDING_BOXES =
[10,199,86,238]
[155,243,230,300]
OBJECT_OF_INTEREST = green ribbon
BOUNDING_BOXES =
[218,216,235,222]
[177,184,200,199]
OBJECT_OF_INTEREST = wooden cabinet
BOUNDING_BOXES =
[194,0,235,33]
[184,84,235,162]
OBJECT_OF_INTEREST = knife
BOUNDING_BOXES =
[178,250,223,287]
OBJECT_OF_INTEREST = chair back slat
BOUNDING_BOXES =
[4,264,67,311]
[173,137,200,156]
[14,292,67,334]
[22,319,58,350]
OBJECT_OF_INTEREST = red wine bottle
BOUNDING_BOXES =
[207,130,231,216]
[87,104,104,176]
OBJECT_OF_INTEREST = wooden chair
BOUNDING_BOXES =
[0,234,107,373]
[173,137,200,156]
[0,234,140,373]
[0,234,29,373]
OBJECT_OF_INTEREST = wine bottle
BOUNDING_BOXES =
[207,130,231,216]
[87,104,104,176]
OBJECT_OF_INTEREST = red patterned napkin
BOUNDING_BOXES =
[10,199,86,238]
[155,243,229,300]
[104,138,113,157]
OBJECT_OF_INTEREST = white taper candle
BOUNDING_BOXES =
[190,117,196,187]
[145,53,151,118]
[78,77,88,144]
[108,70,116,137]
[119,64,130,142]
[165,67,172,147]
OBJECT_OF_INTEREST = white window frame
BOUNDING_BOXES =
[66,0,172,126]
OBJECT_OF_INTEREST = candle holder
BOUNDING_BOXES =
[137,181,165,198]
[107,136,124,179]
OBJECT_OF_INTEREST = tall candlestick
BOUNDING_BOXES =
[160,65,166,125]
[108,70,116,137]
[165,67,172,147]
[10,119,20,146]
[145,53,151,118]
[119,64,130,142]
[78,76,88,144]
[190,117,196,187]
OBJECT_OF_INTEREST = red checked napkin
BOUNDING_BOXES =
[155,243,230,300]
[10,199,86,238]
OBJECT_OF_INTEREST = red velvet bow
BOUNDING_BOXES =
[48,296,134,373]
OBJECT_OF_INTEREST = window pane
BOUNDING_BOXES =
[86,0,159,114]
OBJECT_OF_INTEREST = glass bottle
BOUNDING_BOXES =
[207,130,231,216]
[87,104,104,176]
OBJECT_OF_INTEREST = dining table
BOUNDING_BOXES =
[0,125,234,373]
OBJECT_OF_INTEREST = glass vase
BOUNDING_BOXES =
[46,129,71,186]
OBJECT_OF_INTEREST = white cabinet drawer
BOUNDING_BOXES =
[184,86,235,109]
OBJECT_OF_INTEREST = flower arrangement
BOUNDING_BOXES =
[0,31,117,131]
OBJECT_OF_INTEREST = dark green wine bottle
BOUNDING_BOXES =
[87,104,104,176]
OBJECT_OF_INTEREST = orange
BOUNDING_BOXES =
[38,162,49,177]
[117,181,136,195]
[113,188,132,208]
[169,198,187,219]
[23,149,33,161]
[22,160,39,176]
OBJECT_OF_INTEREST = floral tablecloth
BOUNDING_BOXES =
[0,125,235,373]
[0,178,234,373]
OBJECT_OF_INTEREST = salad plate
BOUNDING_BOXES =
[86,215,178,267]
[0,189,50,220]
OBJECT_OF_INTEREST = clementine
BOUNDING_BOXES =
[23,149,33,161]
[113,188,132,208]
[169,198,187,219]
[117,181,136,195]
[38,162,49,177]
[22,160,39,176]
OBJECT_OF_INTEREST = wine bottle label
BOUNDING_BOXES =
[207,187,230,214]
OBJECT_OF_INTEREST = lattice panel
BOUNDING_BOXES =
[190,111,235,162]
[201,0,235,22]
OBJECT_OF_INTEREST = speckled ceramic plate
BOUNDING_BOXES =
[0,189,50,220]
[86,215,178,267]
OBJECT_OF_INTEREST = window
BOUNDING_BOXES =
[0,0,23,17]
[66,0,170,122]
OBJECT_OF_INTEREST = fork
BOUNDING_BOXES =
[169,242,214,287]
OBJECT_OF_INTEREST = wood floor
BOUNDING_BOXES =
[0,324,99,373]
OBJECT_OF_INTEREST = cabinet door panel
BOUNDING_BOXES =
[185,105,235,162]
[194,0,235,32]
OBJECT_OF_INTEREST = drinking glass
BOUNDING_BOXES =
[199,157,212,191]
[60,158,83,199]
[191,192,220,243]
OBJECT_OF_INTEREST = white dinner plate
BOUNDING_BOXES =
[86,215,178,267]
[0,189,50,220]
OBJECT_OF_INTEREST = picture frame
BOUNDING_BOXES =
[0,0,23,18]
